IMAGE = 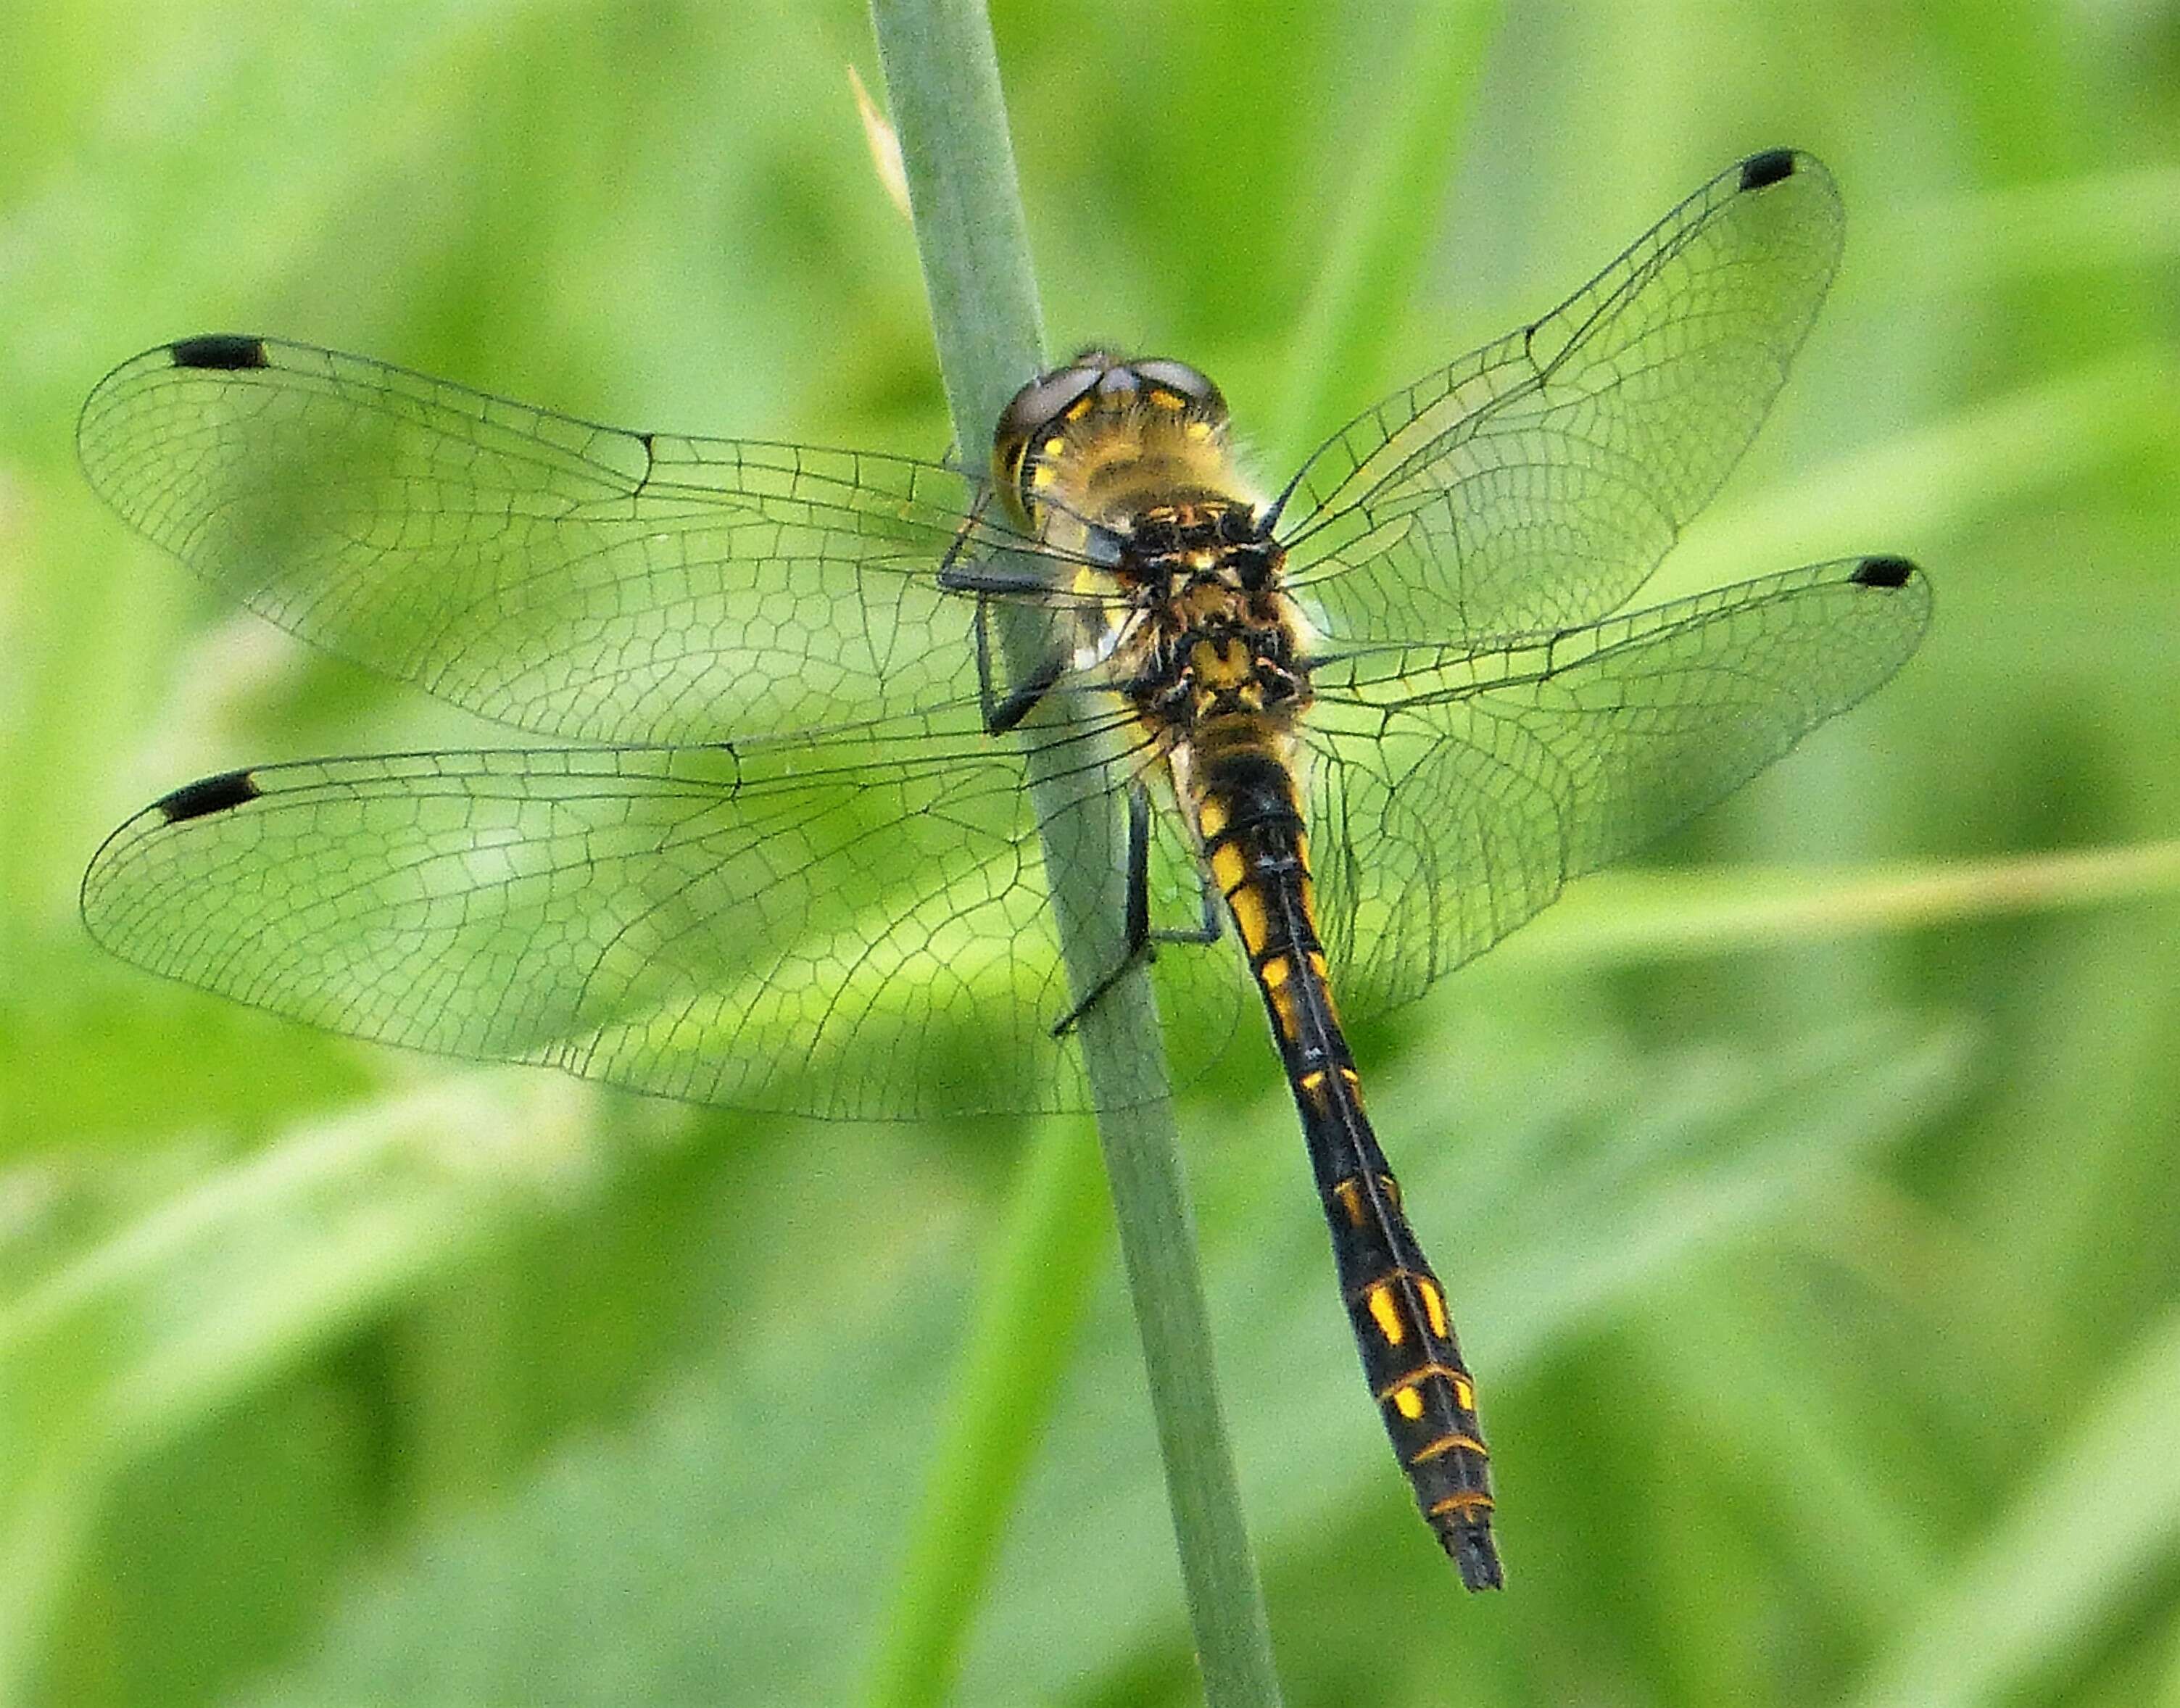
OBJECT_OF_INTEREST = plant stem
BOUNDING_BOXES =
[866,4,1283,1704]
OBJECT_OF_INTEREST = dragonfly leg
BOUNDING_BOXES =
[1152,855,1221,947]
[937,563,1056,597]
[934,486,992,586]
[954,547,1069,736]
[978,629,1068,736]
[1050,781,1159,1037]
[939,494,1078,733]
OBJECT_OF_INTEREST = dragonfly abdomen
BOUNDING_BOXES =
[1190,742,1504,1590]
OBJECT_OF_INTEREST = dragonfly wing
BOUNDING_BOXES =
[1304,556,1931,1017]
[1280,150,1843,647]
[80,718,1199,1119]
[78,337,1050,747]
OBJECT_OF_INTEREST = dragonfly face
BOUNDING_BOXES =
[990,351,1309,786]
[78,148,1931,1589]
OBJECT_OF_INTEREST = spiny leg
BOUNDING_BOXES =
[1050,780,1216,1036]
[1050,780,1153,1037]
[978,625,1069,736]
[936,493,1071,737]
[957,579,1070,737]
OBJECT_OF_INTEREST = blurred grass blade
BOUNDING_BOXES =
[0,1076,595,1704]
[1267,1,1502,466]
[1847,1305,2180,1708]
[1667,344,2180,592]
[860,1122,1110,1708]
[1878,164,2180,286]
[225,1020,1968,1704]
[1499,841,2180,969]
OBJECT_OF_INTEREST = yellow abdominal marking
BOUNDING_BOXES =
[1209,842,1246,896]
[1331,1175,1365,1225]
[1261,954,1301,1040]
[1392,1385,1425,1421]
[1366,1284,1406,1348]
[1377,1361,1466,1401]
[1229,884,1269,954]
[1411,1433,1488,1465]
[1419,1277,1450,1340]
[1452,1374,1475,1411]
[1430,1491,1496,1519]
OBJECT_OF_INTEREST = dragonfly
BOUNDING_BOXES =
[78,148,1929,1590]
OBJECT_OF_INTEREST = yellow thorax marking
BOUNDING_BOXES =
[1189,636,1252,687]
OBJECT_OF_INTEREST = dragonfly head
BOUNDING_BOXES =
[992,352,1232,531]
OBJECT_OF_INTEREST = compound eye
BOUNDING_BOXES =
[996,362,1103,445]
[1127,358,1224,415]
[1093,365,1140,400]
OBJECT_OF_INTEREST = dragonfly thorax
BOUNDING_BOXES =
[992,354,1307,739]
[1113,501,1311,738]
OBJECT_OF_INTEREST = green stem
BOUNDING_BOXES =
[866,5,1282,1705]
[861,1124,1109,1708]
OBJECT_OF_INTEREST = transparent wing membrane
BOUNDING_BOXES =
[78,338,1069,747]
[1280,150,1842,647]
[80,151,1925,1122]
[1305,557,1931,1019]
[81,719,1228,1116]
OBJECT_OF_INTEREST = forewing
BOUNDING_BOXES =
[1280,150,1843,646]
[1303,557,1930,1016]
[80,721,1188,1119]
[77,337,1050,747]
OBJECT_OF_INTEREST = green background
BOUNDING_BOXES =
[7,2,2180,1704]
